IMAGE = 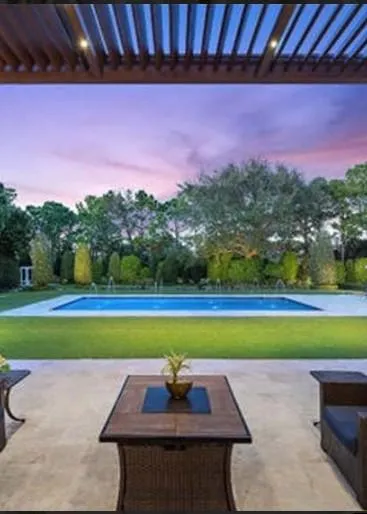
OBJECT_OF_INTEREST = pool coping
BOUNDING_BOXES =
[1,293,367,317]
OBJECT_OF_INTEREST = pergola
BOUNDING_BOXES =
[0,3,366,84]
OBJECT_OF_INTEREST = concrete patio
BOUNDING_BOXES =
[0,359,365,511]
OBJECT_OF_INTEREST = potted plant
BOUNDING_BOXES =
[161,351,192,400]
[0,354,10,373]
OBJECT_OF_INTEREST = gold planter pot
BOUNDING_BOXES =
[165,380,193,400]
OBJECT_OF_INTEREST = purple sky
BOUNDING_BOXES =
[0,84,366,208]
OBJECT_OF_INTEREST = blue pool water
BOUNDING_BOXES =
[54,296,320,312]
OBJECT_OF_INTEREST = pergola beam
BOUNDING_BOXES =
[256,4,296,77]
[0,59,365,85]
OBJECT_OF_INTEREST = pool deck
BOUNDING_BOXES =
[1,293,367,317]
[1,358,365,511]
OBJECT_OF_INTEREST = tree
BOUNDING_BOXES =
[0,255,19,290]
[30,232,53,288]
[92,256,104,284]
[293,178,334,255]
[121,255,141,284]
[345,259,356,283]
[0,183,32,259]
[60,250,74,283]
[180,159,302,257]
[76,195,118,258]
[329,179,359,262]
[26,201,76,263]
[108,252,121,283]
[309,231,337,288]
[280,251,299,285]
[354,258,367,285]
[74,244,92,285]
[344,162,367,233]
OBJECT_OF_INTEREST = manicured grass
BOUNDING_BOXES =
[1,317,367,359]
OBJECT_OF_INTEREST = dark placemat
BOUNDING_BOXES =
[142,386,211,414]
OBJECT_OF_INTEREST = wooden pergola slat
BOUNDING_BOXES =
[55,4,102,76]
[0,34,19,70]
[131,4,149,70]
[0,3,365,84]
[299,4,344,70]
[199,4,215,69]
[169,4,180,68]
[185,3,197,69]
[0,6,33,71]
[285,4,324,71]
[312,4,363,71]
[94,4,120,70]
[228,4,249,70]
[256,4,297,77]
[111,4,135,69]
[214,4,233,69]
[150,4,163,70]
[246,4,268,69]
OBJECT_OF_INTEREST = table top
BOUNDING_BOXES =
[0,369,30,389]
[99,375,252,444]
[310,370,367,383]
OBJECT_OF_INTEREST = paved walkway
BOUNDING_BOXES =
[1,359,365,511]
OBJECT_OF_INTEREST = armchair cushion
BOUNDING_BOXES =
[323,405,367,455]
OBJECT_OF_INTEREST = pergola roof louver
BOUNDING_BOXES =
[0,3,366,84]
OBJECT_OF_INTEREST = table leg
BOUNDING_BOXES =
[4,389,26,423]
[117,445,126,511]
[224,444,236,511]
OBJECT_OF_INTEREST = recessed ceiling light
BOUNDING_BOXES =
[79,38,88,50]
[270,39,278,49]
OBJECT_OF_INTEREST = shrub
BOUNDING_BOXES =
[242,258,262,284]
[30,232,53,288]
[309,231,337,288]
[355,258,367,284]
[207,251,232,284]
[264,261,283,283]
[74,243,92,285]
[297,255,310,286]
[92,256,104,284]
[335,261,346,286]
[60,250,74,283]
[121,255,141,284]
[228,260,245,285]
[184,257,207,284]
[159,252,181,284]
[345,259,356,283]
[0,255,18,290]
[108,252,120,283]
[280,251,298,286]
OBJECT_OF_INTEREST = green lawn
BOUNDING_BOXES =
[1,317,367,360]
[0,288,366,360]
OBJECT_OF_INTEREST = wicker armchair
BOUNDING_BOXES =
[320,380,367,509]
[0,378,6,452]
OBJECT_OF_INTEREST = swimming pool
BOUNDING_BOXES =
[53,296,320,312]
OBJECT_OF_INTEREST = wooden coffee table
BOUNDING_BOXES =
[99,375,252,512]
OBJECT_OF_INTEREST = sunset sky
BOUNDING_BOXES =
[1,83,366,208]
